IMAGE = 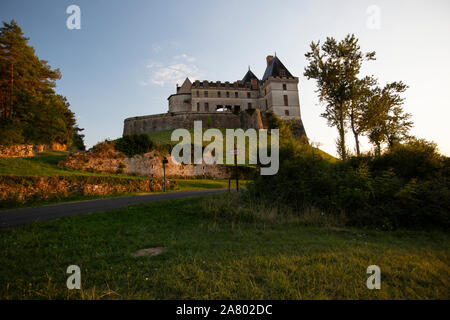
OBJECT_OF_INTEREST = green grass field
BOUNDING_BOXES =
[0,193,448,300]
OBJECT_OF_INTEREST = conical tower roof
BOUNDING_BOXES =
[262,56,294,81]
[241,69,259,83]
[178,77,192,93]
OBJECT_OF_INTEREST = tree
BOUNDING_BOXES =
[0,20,75,146]
[348,76,377,156]
[72,125,86,151]
[304,34,375,160]
[366,81,412,155]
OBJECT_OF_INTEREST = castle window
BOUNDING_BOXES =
[234,105,241,112]
[284,95,289,106]
[235,92,238,98]
[248,102,252,109]
[247,92,251,98]
[226,91,230,98]
[196,90,199,97]
[197,103,200,111]
[280,69,286,77]
[285,110,290,116]
[204,91,208,97]
[217,91,221,97]
[283,83,287,90]
[265,99,268,108]
[205,102,209,111]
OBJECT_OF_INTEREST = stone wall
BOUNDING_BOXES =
[59,142,246,179]
[123,111,266,136]
[0,175,176,204]
[0,143,66,158]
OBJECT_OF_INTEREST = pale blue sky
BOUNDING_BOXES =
[1,0,449,156]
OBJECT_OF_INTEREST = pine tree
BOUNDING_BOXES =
[0,20,75,146]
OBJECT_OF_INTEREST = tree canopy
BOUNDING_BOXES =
[0,20,76,146]
[304,34,413,158]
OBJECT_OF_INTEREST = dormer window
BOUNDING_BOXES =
[280,69,286,77]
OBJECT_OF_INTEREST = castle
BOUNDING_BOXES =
[123,55,306,137]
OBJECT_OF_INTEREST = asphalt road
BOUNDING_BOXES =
[0,188,230,228]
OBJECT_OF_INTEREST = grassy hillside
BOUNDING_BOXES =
[0,152,146,179]
[0,152,245,209]
[0,152,241,186]
[1,194,447,299]
[144,129,337,163]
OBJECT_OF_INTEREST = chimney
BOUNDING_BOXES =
[266,55,274,67]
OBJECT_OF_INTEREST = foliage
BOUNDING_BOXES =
[245,108,255,115]
[250,124,449,230]
[0,20,75,146]
[304,34,376,160]
[114,134,154,157]
[71,125,86,151]
[304,34,413,158]
[365,82,412,154]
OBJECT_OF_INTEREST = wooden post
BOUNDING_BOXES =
[234,143,239,192]
[162,157,168,192]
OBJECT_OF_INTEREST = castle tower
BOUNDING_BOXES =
[168,77,192,112]
[260,55,301,120]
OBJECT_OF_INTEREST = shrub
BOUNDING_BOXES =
[115,134,154,157]
[250,123,449,230]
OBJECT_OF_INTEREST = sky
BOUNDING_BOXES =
[0,0,449,156]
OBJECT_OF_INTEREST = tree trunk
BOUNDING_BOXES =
[350,110,360,156]
[338,103,347,160]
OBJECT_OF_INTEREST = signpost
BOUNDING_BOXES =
[230,145,239,192]
[162,157,168,192]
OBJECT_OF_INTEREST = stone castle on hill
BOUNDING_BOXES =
[123,55,307,137]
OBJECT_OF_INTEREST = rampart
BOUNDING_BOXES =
[123,110,265,136]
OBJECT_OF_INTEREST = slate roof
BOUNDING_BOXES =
[261,56,294,81]
[177,77,192,93]
[241,69,259,83]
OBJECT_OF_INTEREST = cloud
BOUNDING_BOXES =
[141,54,203,87]
[174,53,196,62]
[150,63,202,86]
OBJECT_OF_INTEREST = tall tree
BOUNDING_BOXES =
[0,20,74,146]
[304,34,375,160]
[348,76,377,156]
[366,81,412,155]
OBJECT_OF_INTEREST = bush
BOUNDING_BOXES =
[250,123,450,230]
[115,134,154,157]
